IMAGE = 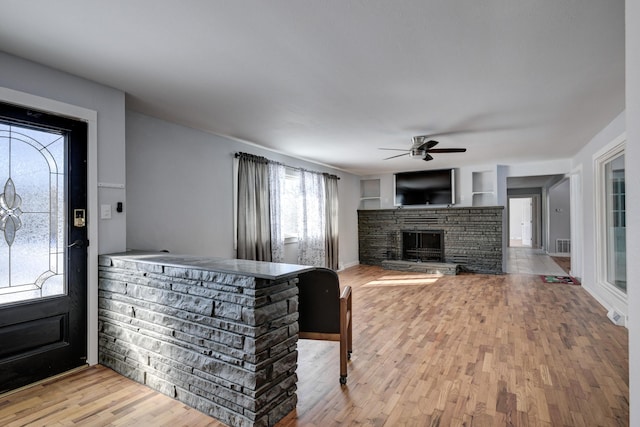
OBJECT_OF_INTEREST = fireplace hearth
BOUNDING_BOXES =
[402,230,444,262]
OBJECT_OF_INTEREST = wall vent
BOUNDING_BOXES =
[402,216,439,226]
[607,309,626,326]
[555,238,571,254]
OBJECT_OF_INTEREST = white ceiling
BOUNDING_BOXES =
[0,1,625,176]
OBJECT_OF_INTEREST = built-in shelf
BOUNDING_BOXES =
[471,170,495,206]
[360,179,381,209]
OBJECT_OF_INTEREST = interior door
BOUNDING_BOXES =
[0,102,88,393]
[521,197,533,247]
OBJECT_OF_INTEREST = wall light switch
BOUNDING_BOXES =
[101,204,112,219]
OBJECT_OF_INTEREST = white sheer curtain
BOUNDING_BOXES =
[298,170,327,266]
[268,162,287,262]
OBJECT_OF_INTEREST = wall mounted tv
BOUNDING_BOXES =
[394,169,455,206]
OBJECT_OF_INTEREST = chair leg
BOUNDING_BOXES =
[339,330,348,384]
[347,302,353,360]
[339,285,352,385]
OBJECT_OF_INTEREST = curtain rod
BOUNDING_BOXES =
[235,152,340,180]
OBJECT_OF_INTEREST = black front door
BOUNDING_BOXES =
[0,102,88,393]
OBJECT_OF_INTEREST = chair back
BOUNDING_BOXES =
[297,267,341,334]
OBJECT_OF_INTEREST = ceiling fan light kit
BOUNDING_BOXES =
[409,148,427,159]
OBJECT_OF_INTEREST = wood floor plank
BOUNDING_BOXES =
[0,265,629,426]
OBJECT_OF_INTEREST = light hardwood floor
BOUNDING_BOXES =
[0,266,628,426]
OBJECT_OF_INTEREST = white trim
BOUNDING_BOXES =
[592,132,627,318]
[338,260,361,271]
[569,165,583,279]
[0,86,99,365]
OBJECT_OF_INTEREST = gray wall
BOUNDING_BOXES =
[0,51,127,255]
[548,179,570,253]
[125,111,361,269]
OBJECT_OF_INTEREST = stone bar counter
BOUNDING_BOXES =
[98,252,313,427]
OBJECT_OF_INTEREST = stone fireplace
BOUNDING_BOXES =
[358,206,504,274]
[402,230,444,262]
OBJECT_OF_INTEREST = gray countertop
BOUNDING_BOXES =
[100,251,315,280]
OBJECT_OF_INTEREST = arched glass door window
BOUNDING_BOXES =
[0,122,65,304]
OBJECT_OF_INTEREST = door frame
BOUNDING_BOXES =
[1,87,99,366]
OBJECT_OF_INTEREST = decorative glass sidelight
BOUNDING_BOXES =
[0,122,66,305]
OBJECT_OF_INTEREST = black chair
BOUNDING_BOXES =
[297,267,353,384]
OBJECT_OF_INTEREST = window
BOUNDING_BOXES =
[281,168,300,241]
[234,152,338,267]
[595,137,626,294]
[604,154,626,291]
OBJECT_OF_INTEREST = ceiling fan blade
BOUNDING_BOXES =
[428,148,467,153]
[425,140,439,149]
[383,153,410,160]
[422,153,434,161]
[379,148,409,151]
[414,139,439,150]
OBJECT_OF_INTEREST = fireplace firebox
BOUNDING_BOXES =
[402,230,444,262]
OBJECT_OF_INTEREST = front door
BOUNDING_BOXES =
[0,102,88,393]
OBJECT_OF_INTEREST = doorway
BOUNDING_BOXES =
[0,102,88,393]
[510,198,532,247]
[509,195,541,248]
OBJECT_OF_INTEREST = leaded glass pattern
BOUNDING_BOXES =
[0,122,66,305]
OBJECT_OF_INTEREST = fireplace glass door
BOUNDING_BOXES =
[402,231,444,262]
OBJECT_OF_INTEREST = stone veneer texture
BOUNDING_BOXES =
[98,255,298,427]
[358,206,504,274]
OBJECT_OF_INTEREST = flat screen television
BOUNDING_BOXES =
[394,169,455,206]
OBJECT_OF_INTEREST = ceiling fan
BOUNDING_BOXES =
[380,135,467,161]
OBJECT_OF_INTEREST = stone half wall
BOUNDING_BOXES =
[98,256,299,427]
[358,206,504,274]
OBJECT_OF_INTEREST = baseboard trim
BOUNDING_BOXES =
[339,260,360,271]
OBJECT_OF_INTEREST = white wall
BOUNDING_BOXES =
[125,111,360,269]
[0,52,127,255]
[570,112,625,315]
[626,0,640,424]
